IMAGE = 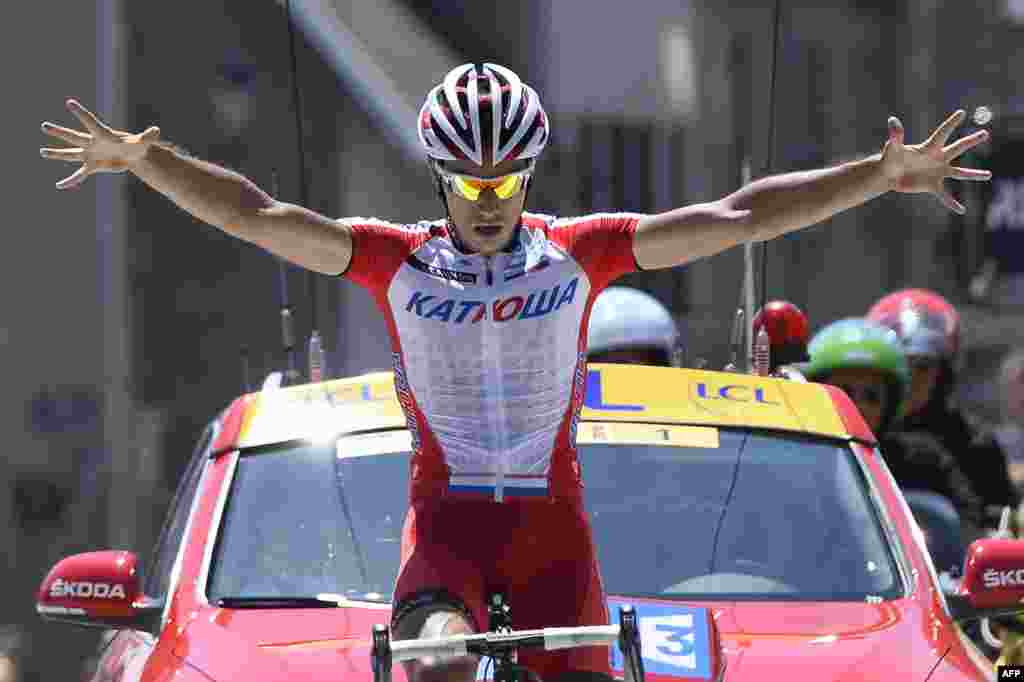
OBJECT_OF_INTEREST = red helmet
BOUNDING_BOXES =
[418,63,549,165]
[866,289,960,361]
[752,300,811,366]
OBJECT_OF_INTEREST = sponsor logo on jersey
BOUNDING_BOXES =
[505,257,550,282]
[984,567,1024,589]
[405,277,578,323]
[407,256,478,283]
[506,255,526,269]
[49,579,127,600]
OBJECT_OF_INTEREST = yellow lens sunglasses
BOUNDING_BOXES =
[434,161,534,202]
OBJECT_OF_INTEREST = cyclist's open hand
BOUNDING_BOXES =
[40,99,161,189]
[880,110,991,214]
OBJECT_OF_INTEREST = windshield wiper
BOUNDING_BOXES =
[216,596,344,609]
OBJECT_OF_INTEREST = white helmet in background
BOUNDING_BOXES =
[586,286,682,367]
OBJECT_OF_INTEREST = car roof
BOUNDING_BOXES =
[220,363,874,451]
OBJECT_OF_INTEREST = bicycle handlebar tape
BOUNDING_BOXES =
[543,625,621,651]
[389,634,471,662]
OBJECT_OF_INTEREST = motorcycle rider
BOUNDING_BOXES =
[803,318,985,536]
[868,289,1020,519]
[586,286,682,367]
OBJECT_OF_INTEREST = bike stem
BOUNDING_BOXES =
[371,624,392,682]
[370,597,645,682]
[489,592,520,682]
[618,605,645,682]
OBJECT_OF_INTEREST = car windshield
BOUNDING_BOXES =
[206,427,902,604]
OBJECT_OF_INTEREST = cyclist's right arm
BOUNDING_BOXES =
[41,100,352,275]
[131,145,352,275]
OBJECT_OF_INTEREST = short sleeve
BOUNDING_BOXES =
[340,218,431,296]
[547,213,643,291]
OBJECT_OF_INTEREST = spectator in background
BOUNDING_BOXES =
[995,348,1024,488]
[586,286,682,367]
[752,300,811,378]
[803,318,985,534]
[868,289,1020,516]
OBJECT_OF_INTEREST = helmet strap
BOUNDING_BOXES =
[435,176,475,254]
[430,164,463,251]
[435,175,449,219]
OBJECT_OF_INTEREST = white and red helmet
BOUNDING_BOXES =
[866,289,960,362]
[418,63,549,165]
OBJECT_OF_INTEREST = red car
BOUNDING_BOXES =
[37,365,1024,681]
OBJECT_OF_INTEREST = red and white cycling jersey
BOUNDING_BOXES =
[343,212,640,502]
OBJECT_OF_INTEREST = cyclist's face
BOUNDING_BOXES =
[825,368,890,434]
[440,157,531,256]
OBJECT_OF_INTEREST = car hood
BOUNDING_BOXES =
[714,600,950,682]
[172,603,391,682]
[172,598,950,682]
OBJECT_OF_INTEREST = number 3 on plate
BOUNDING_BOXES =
[655,624,695,658]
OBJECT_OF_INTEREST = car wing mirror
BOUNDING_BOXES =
[949,538,1024,622]
[36,550,161,632]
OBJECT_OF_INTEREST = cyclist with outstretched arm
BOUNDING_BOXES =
[41,63,989,682]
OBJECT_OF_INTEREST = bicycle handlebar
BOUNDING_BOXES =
[373,603,643,682]
[388,624,621,662]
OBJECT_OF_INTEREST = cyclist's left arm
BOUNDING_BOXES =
[632,200,755,270]
[633,110,991,271]
[633,155,891,270]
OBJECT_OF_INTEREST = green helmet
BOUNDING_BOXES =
[804,318,910,419]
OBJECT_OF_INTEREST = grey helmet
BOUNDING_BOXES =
[586,286,682,366]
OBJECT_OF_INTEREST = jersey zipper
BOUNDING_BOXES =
[483,253,506,502]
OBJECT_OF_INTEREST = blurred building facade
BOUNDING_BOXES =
[7,0,1024,679]
[3,1,156,679]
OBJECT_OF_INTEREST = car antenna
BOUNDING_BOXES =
[271,170,301,387]
[283,0,327,384]
[741,159,756,373]
[735,0,782,376]
[754,0,783,374]
[240,345,252,394]
[725,308,744,372]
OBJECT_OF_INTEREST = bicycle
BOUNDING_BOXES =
[371,592,645,682]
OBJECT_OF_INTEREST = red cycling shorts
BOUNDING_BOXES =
[392,494,610,679]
